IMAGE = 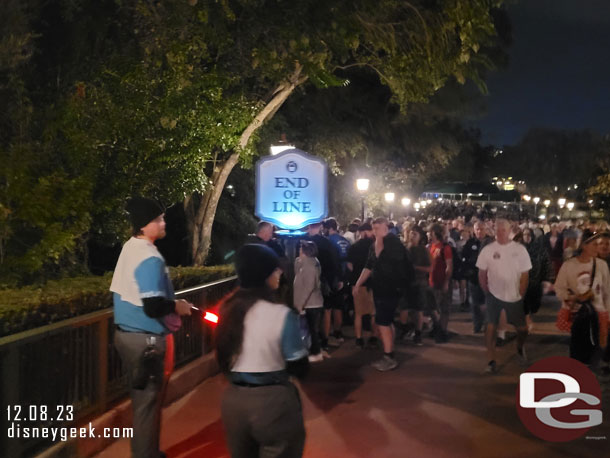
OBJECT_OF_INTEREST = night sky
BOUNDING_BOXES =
[475,0,610,146]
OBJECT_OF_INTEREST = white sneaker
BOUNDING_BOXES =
[372,355,398,372]
[484,361,497,374]
[321,350,332,359]
[308,353,324,362]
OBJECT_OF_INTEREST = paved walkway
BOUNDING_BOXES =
[97,295,610,458]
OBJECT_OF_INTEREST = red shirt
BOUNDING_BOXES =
[429,242,453,289]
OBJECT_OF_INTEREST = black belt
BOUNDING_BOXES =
[232,381,284,388]
[114,325,159,335]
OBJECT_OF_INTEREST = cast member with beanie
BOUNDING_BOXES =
[110,197,193,458]
[217,244,309,458]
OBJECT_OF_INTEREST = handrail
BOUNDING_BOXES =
[175,275,238,295]
[0,275,238,458]
[0,276,238,348]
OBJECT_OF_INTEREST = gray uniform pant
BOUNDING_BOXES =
[222,382,305,458]
[114,329,168,458]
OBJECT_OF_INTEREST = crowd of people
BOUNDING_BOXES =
[111,196,610,458]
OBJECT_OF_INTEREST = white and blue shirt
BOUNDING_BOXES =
[231,300,308,384]
[110,237,174,334]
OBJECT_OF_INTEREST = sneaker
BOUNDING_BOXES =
[517,347,528,366]
[327,336,342,347]
[321,350,331,359]
[308,353,324,362]
[372,355,398,372]
[333,330,345,343]
[355,337,365,349]
[413,331,423,346]
[484,360,497,374]
[367,336,380,349]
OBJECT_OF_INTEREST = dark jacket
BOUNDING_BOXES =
[461,235,493,284]
[365,233,413,297]
[306,234,340,290]
[544,232,564,260]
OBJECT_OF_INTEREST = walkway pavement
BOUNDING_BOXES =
[96,295,610,458]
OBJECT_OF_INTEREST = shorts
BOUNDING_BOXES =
[374,295,399,326]
[431,288,451,314]
[485,292,526,328]
[323,287,345,311]
[352,286,375,316]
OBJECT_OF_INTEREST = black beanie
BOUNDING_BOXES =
[125,197,164,230]
[236,244,280,288]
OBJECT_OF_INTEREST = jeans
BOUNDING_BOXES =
[305,308,323,355]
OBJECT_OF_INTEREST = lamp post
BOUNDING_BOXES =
[567,202,575,218]
[401,197,411,215]
[558,198,566,219]
[385,192,395,220]
[533,197,540,217]
[356,178,370,221]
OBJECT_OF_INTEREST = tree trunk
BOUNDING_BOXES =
[187,64,307,265]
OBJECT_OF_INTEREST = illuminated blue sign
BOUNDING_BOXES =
[255,148,328,230]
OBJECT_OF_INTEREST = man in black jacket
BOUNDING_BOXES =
[354,217,413,371]
[461,221,492,333]
[305,222,341,350]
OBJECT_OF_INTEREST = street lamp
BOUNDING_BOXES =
[356,178,370,221]
[401,197,411,207]
[269,134,295,155]
[533,197,540,217]
[558,198,566,208]
[414,202,421,211]
[385,192,395,219]
[543,199,551,208]
[523,194,531,202]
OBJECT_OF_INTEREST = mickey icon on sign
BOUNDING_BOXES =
[286,161,298,173]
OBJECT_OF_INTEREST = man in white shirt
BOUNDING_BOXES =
[477,219,532,374]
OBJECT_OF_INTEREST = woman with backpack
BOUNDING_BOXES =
[555,231,610,366]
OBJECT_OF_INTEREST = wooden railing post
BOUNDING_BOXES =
[97,318,109,415]
[1,345,23,457]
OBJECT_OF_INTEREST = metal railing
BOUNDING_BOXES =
[0,276,238,457]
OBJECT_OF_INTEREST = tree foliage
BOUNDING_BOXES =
[1,0,506,282]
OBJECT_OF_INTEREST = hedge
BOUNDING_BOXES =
[0,265,235,338]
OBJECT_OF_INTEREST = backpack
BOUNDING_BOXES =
[569,260,600,364]
[570,302,600,364]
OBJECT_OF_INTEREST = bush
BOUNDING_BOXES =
[0,265,235,338]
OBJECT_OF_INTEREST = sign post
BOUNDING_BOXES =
[255,148,328,283]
